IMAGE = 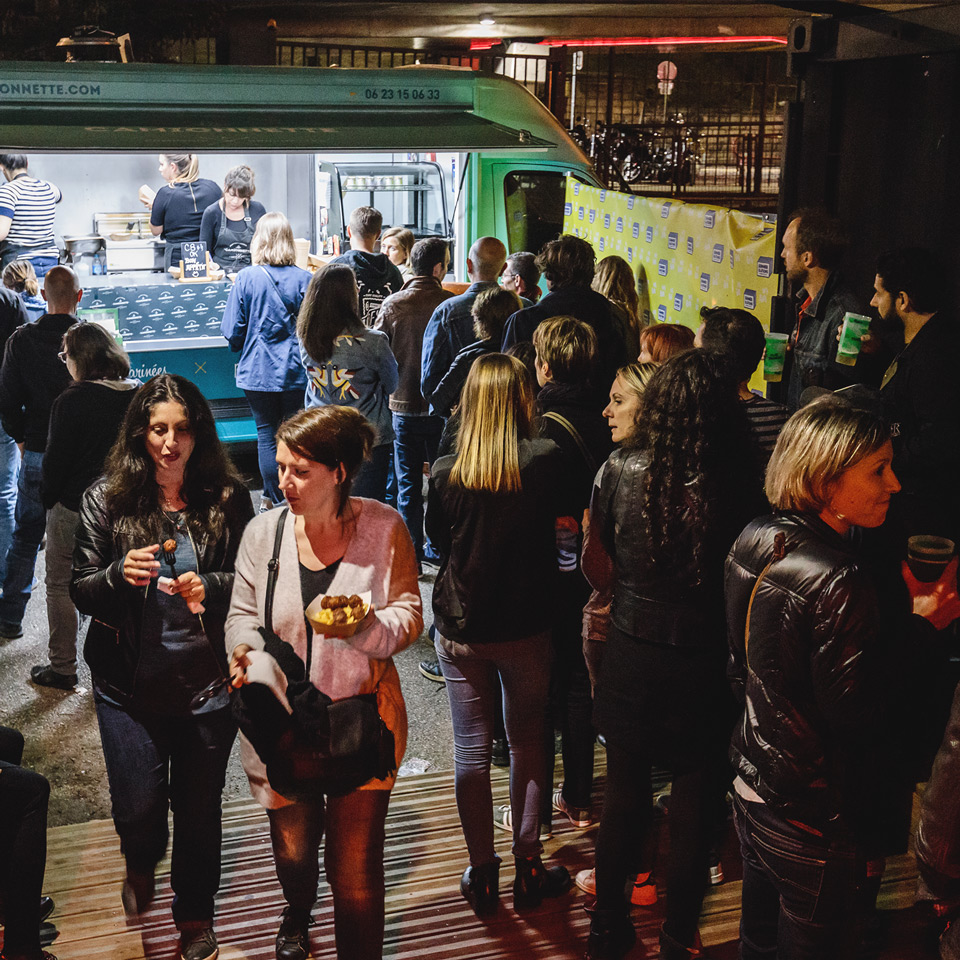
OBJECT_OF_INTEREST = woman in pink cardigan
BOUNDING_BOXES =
[226,405,422,960]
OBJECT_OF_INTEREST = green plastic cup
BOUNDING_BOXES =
[836,312,872,366]
[907,535,955,583]
[763,332,789,382]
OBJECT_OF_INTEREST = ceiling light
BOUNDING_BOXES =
[480,16,496,26]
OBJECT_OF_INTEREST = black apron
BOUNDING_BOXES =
[214,202,255,272]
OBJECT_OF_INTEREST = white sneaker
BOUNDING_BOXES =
[493,803,552,841]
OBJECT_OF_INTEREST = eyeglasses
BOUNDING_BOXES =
[57,350,69,364]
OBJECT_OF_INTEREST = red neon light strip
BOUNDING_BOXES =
[470,35,787,50]
[544,35,788,47]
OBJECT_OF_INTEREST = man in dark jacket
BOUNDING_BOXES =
[375,237,452,565]
[873,247,960,545]
[0,265,78,638]
[0,285,28,590]
[420,235,506,411]
[501,234,627,391]
[780,209,874,410]
[329,205,404,327]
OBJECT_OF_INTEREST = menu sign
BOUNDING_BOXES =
[181,241,209,280]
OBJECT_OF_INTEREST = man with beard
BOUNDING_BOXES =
[780,208,872,410]
[873,247,960,544]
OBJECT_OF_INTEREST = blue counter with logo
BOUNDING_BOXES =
[78,273,256,444]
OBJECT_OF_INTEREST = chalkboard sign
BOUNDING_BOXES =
[181,241,209,280]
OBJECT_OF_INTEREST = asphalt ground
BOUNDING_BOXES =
[0,486,456,827]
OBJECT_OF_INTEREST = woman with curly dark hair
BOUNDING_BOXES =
[71,374,254,960]
[581,350,765,960]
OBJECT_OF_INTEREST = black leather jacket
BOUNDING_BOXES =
[587,446,760,648]
[70,478,254,706]
[725,512,890,833]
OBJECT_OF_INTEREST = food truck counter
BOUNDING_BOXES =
[78,273,254,443]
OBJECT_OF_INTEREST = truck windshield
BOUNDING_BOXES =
[504,170,566,254]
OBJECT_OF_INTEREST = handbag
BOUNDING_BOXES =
[233,508,396,800]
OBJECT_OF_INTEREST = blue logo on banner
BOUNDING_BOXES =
[627,248,634,262]
[657,304,667,322]
[578,207,585,220]
[589,209,597,223]
[632,222,640,238]
[700,273,711,292]
[712,244,724,264]
[645,226,654,243]
[668,232,678,250]
[564,202,573,216]
[599,237,606,251]
[573,182,580,195]
[616,217,624,233]
[661,202,672,218]
[658,259,669,277]
[704,210,716,229]
[599,190,607,202]
[674,293,684,311]
[756,256,774,278]
[744,289,757,309]
[603,213,611,229]
[627,196,635,209]
[687,237,695,255]
[729,249,736,269]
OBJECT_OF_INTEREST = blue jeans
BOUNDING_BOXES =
[436,631,552,863]
[352,442,391,502]
[734,794,862,960]
[94,697,236,924]
[267,791,391,960]
[0,425,20,588]
[244,388,304,505]
[0,449,44,627]
[392,413,442,561]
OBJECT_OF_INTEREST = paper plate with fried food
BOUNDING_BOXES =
[305,591,373,637]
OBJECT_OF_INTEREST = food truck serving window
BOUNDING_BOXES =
[503,171,567,255]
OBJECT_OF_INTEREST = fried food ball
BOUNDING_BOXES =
[162,539,177,554]
[347,594,362,607]
[331,608,347,624]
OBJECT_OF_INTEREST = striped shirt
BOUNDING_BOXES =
[742,393,789,461]
[0,174,62,258]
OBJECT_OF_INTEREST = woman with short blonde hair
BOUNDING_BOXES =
[221,211,311,507]
[380,226,415,281]
[426,352,572,917]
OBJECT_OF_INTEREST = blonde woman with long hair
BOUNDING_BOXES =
[425,352,572,917]
[593,255,644,360]
[146,153,221,271]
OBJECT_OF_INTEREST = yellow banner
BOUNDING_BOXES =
[562,182,777,332]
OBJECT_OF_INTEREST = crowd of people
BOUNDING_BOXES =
[0,195,958,960]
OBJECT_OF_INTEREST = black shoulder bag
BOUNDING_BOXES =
[233,508,396,800]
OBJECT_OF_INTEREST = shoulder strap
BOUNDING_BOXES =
[259,266,298,322]
[744,531,789,667]
[542,410,598,475]
[264,508,289,637]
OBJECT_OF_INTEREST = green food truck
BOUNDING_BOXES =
[0,61,599,443]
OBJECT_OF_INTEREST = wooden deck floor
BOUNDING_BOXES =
[30,759,929,960]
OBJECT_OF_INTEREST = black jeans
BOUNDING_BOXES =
[734,794,862,960]
[546,571,594,814]
[267,790,391,960]
[595,739,726,946]
[0,726,50,957]
[94,697,236,925]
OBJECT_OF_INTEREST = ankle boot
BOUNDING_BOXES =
[513,855,572,909]
[658,925,708,959]
[460,857,500,917]
[583,905,636,960]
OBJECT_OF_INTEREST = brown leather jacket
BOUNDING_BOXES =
[375,276,453,415]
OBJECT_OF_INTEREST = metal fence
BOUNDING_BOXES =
[274,40,790,200]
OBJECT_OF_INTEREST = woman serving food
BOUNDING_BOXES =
[226,405,422,960]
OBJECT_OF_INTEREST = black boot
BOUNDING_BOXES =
[460,857,500,917]
[276,907,311,960]
[583,905,636,959]
[658,925,708,959]
[513,855,572,909]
